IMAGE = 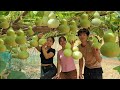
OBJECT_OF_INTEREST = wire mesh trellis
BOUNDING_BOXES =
[0,51,12,70]
[0,48,41,79]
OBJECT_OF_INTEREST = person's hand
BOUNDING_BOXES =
[41,42,47,50]
[92,48,100,56]
[92,47,102,62]
[52,74,60,79]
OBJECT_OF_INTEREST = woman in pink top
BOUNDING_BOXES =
[53,36,77,79]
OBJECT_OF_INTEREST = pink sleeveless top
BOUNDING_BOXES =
[57,49,76,72]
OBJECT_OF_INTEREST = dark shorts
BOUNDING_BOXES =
[40,64,57,79]
[84,66,103,79]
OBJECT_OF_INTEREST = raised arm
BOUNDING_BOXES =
[35,45,41,52]
[42,43,55,59]
[92,48,102,63]
[35,33,43,52]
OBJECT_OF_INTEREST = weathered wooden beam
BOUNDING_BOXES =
[13,11,29,24]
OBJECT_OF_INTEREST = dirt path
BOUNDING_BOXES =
[101,59,120,79]
[74,59,120,79]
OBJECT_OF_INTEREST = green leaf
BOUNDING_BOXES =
[113,66,120,74]
[36,11,44,17]
[117,54,120,61]
[110,23,119,32]
[97,29,104,38]
[56,13,64,19]
[0,60,6,74]
[7,71,27,79]
[33,11,38,15]
[0,11,9,16]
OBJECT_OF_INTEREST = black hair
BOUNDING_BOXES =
[47,36,55,43]
[77,28,90,36]
[58,36,66,44]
